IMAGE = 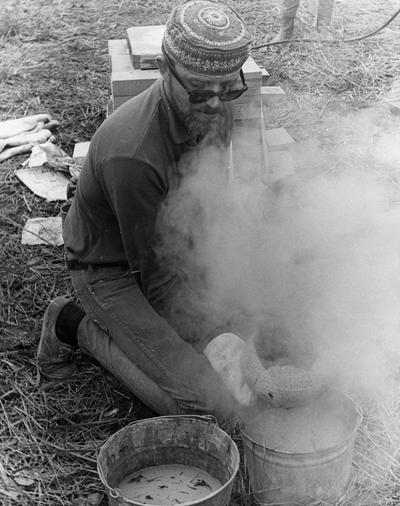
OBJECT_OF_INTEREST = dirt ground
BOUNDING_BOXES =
[1,0,400,504]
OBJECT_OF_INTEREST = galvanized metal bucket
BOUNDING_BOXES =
[241,392,362,505]
[97,415,240,506]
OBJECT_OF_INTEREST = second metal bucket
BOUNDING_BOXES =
[241,391,361,505]
[97,415,240,506]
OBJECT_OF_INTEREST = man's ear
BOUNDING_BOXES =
[157,55,168,77]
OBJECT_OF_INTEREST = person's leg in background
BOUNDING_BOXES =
[316,0,334,35]
[274,0,301,42]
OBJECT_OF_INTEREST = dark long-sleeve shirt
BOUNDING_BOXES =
[64,79,194,304]
[63,78,229,347]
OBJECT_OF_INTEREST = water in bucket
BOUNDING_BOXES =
[97,415,240,506]
[116,464,222,504]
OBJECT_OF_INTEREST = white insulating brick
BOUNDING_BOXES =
[242,56,262,79]
[73,141,90,163]
[112,95,133,110]
[261,86,286,105]
[110,53,134,74]
[388,79,400,97]
[126,25,165,69]
[233,102,262,121]
[388,100,400,116]
[261,68,270,86]
[231,125,268,181]
[264,127,295,151]
[108,39,130,56]
[235,92,261,105]
[111,68,160,97]
[107,96,113,117]
[268,150,295,181]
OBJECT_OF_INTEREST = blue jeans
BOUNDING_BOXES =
[70,265,234,423]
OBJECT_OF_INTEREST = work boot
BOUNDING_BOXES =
[37,296,77,380]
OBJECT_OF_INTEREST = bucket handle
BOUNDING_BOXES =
[97,414,218,501]
[123,414,218,428]
[97,462,121,499]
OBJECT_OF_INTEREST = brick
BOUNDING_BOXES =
[108,39,130,56]
[264,127,295,151]
[234,118,263,129]
[111,68,160,97]
[261,86,287,105]
[112,95,133,110]
[107,96,113,117]
[126,25,165,69]
[73,141,90,164]
[231,125,268,181]
[261,68,270,86]
[110,53,134,74]
[246,77,262,89]
[233,102,262,121]
[268,150,296,182]
[388,100,400,116]
[388,78,400,97]
[385,79,400,114]
[242,56,262,79]
[235,92,261,105]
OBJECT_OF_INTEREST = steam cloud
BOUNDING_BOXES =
[157,107,400,402]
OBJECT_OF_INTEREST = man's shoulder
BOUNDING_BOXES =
[92,80,164,161]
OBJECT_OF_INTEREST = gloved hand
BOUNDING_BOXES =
[203,333,256,407]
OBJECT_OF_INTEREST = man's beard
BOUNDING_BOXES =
[173,96,233,147]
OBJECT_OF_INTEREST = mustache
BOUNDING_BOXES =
[194,105,224,115]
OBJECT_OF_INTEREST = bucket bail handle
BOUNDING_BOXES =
[180,414,218,425]
[123,414,218,427]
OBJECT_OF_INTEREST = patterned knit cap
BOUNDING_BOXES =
[162,0,253,77]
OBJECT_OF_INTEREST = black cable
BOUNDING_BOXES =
[252,5,400,50]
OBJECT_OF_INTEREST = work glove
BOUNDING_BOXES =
[0,114,60,162]
[0,114,51,139]
[203,333,256,407]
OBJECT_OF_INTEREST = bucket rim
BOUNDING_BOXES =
[240,392,363,457]
[97,414,240,506]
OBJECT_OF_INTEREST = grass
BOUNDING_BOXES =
[1,0,400,504]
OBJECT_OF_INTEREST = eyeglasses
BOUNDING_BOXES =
[164,53,248,104]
